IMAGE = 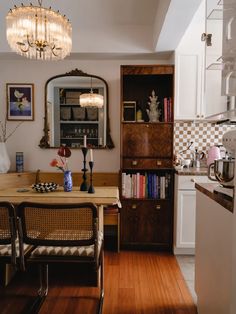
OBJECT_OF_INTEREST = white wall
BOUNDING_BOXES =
[0,57,172,173]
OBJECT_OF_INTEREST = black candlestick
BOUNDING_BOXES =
[88,161,95,194]
[80,147,88,191]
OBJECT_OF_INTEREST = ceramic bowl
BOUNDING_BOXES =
[32,182,59,193]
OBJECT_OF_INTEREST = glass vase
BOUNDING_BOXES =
[63,170,73,192]
[0,142,11,173]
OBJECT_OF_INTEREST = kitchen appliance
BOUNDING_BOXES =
[208,129,236,188]
[193,149,205,168]
[207,146,221,166]
[208,158,235,188]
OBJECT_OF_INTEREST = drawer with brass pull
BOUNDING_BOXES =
[123,158,173,169]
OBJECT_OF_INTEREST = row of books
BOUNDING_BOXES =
[162,97,172,122]
[122,172,171,199]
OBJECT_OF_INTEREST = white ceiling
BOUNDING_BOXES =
[0,0,203,59]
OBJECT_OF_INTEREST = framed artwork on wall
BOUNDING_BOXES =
[6,83,34,121]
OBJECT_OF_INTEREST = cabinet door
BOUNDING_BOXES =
[122,123,173,158]
[176,190,196,249]
[175,54,204,120]
[121,200,172,249]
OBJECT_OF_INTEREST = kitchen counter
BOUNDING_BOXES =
[175,167,208,176]
[195,182,236,314]
[195,183,234,213]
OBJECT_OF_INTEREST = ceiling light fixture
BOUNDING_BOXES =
[80,78,104,108]
[6,0,72,60]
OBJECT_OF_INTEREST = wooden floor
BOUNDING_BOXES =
[0,251,197,314]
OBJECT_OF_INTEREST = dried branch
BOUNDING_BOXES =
[0,120,24,142]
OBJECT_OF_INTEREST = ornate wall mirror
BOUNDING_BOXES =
[39,69,114,149]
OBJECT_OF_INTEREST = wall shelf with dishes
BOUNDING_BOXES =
[53,87,104,148]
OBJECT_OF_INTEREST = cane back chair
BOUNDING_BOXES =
[0,202,17,267]
[17,201,104,314]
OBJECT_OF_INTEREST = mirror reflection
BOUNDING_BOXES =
[39,69,114,149]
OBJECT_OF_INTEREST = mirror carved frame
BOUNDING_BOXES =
[39,68,114,149]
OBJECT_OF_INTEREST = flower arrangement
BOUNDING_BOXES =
[0,119,23,142]
[50,146,72,172]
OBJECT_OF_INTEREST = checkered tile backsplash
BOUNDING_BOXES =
[174,121,236,159]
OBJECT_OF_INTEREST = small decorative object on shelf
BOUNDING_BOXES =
[88,161,95,194]
[63,170,73,192]
[80,147,88,191]
[146,90,161,122]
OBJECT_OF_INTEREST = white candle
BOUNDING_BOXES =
[90,149,93,162]
[83,135,87,147]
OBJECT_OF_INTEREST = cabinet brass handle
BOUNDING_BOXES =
[132,204,137,209]
[156,205,161,210]
[132,160,138,166]
[156,161,162,166]
[191,178,195,182]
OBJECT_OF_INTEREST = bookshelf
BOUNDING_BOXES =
[120,65,174,250]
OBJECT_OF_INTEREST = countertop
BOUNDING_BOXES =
[195,182,234,213]
[175,167,208,176]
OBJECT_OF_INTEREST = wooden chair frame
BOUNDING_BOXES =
[17,201,104,314]
[0,201,17,266]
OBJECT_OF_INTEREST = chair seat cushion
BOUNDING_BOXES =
[30,231,103,258]
[0,241,31,257]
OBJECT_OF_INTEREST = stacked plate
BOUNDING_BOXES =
[32,182,59,193]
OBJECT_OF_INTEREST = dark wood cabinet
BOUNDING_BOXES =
[120,65,174,251]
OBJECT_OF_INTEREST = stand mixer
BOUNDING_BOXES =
[208,129,236,196]
[208,129,236,197]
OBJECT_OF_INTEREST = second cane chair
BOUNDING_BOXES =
[17,201,104,314]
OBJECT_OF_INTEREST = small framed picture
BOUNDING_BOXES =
[6,83,34,121]
[123,101,136,122]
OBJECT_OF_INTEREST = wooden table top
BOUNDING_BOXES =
[0,186,120,206]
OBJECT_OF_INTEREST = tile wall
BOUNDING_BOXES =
[174,121,236,161]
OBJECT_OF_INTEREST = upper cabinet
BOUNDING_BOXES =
[175,0,236,121]
[174,1,205,120]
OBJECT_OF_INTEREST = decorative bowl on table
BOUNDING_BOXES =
[32,182,59,193]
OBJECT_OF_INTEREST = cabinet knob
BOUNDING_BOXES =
[156,205,161,210]
[156,160,162,166]
[201,114,204,118]
[196,114,200,118]
[191,178,195,182]
[131,204,137,209]
[132,160,138,166]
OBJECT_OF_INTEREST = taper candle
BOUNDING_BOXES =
[83,135,87,147]
[90,149,93,162]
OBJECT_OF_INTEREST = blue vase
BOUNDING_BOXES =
[64,170,73,192]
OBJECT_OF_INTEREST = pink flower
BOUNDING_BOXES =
[50,146,71,172]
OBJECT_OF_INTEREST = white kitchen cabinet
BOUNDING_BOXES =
[174,0,228,120]
[174,174,211,254]
[174,0,205,120]
[175,53,204,120]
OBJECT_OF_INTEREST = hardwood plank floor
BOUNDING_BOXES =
[0,251,197,314]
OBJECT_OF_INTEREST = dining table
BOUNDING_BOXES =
[0,185,120,236]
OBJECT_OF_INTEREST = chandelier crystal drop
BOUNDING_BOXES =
[6,0,72,60]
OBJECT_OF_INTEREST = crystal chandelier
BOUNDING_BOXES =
[80,78,104,108]
[6,0,72,60]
